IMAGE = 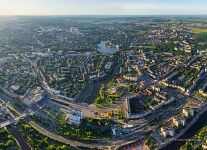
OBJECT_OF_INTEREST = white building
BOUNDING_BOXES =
[160,127,168,137]
[183,109,194,117]
[105,62,113,70]
[160,127,175,137]
[68,110,83,126]
[172,117,186,127]
[123,74,138,81]
[10,85,20,91]
[172,117,180,127]
[180,119,186,127]
[168,128,175,137]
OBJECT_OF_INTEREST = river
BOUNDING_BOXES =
[162,109,207,150]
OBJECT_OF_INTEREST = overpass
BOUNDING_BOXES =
[0,114,27,128]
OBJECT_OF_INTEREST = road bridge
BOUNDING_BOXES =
[0,114,27,128]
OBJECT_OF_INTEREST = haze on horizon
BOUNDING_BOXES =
[0,0,207,16]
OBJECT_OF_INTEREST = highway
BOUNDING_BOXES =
[0,90,150,150]
[0,85,145,150]
[31,59,126,119]
[0,55,193,150]
[7,125,31,150]
[29,120,109,149]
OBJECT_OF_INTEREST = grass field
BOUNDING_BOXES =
[192,27,207,33]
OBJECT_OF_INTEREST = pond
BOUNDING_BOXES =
[97,41,118,54]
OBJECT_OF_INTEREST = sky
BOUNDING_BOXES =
[0,0,207,15]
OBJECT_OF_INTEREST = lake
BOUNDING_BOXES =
[97,41,118,54]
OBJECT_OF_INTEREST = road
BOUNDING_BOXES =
[162,106,207,150]
[7,125,31,150]
[29,119,150,150]
[10,54,195,150]
[0,91,26,114]
[76,54,121,104]
[31,59,117,114]
[29,120,124,149]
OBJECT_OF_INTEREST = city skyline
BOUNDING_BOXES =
[0,1,207,149]
[0,0,207,16]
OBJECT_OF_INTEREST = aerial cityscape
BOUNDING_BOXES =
[0,1,207,150]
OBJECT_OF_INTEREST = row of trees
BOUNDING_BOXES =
[58,118,111,141]
[143,43,187,56]
[16,121,77,150]
[180,125,207,150]
[0,128,20,150]
[32,114,112,141]
[194,32,207,51]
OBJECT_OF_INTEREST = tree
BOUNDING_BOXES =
[47,145,56,150]
[57,145,67,150]
[5,140,14,147]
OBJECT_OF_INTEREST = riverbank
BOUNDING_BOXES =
[160,104,207,150]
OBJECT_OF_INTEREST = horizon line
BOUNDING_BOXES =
[1,14,207,17]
